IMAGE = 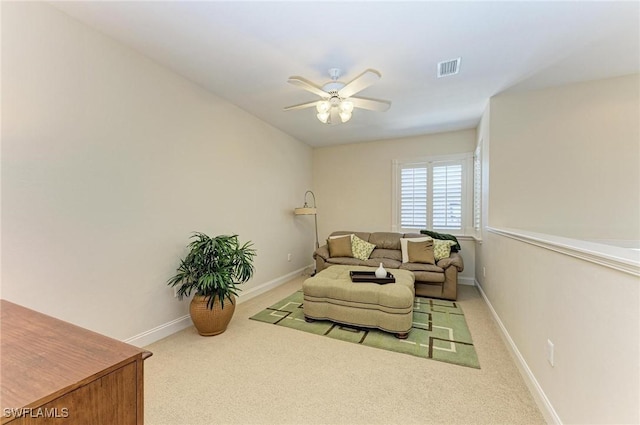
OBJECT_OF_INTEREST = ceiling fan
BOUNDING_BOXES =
[284,68,391,124]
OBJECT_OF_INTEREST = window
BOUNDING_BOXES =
[393,154,472,234]
[400,167,427,228]
[473,145,482,232]
[432,163,463,229]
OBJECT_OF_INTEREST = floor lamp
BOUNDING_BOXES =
[294,190,319,274]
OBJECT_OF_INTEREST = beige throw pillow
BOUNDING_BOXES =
[327,235,353,258]
[407,240,435,264]
[400,237,432,263]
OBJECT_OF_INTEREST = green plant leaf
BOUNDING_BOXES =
[167,232,256,309]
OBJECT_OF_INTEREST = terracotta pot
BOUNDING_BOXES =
[189,294,236,336]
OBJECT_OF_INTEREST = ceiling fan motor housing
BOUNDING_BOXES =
[322,82,345,93]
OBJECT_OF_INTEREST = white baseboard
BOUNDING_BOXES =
[123,265,310,348]
[124,314,193,348]
[475,280,562,425]
[237,265,310,304]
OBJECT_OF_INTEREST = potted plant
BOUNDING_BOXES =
[168,232,256,336]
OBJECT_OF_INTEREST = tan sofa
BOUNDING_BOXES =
[313,231,464,301]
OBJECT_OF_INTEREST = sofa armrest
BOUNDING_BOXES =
[313,245,331,274]
[436,252,464,272]
[314,245,330,261]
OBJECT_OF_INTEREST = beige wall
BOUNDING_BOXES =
[313,129,477,282]
[489,74,640,240]
[1,3,313,340]
[476,75,640,423]
[480,231,639,424]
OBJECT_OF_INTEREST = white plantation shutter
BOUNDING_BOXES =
[473,147,482,231]
[395,156,469,233]
[400,167,427,228]
[432,164,462,230]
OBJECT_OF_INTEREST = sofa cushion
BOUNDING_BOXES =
[407,239,435,264]
[325,257,405,270]
[350,235,376,261]
[369,248,402,262]
[433,239,458,261]
[331,231,371,242]
[399,262,444,273]
[328,235,353,257]
[368,232,402,250]
[372,259,402,269]
[411,270,446,283]
[330,257,402,270]
[326,257,364,266]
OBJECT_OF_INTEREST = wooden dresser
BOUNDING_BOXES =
[1,300,152,424]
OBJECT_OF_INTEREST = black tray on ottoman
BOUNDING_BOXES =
[349,270,396,284]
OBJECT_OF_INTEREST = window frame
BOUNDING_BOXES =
[391,153,474,236]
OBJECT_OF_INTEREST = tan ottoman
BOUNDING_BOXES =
[302,265,415,338]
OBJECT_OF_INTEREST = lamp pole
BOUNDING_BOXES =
[303,190,319,249]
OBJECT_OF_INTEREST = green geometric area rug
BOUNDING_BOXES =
[250,290,480,369]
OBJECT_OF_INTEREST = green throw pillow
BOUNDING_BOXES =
[433,239,457,261]
[420,230,461,252]
[351,235,376,261]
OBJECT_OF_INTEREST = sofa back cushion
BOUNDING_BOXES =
[369,248,402,262]
[369,232,403,250]
[402,233,425,239]
[330,231,371,242]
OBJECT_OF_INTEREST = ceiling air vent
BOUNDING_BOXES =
[437,57,461,78]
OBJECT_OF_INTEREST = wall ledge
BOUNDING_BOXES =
[487,227,640,276]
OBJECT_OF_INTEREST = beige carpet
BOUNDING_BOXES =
[144,275,545,425]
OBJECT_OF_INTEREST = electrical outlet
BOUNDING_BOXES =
[547,339,555,367]
[287,253,292,262]
[483,267,486,277]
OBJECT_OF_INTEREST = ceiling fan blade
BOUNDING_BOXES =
[349,96,391,112]
[338,69,381,98]
[287,76,329,98]
[283,100,320,111]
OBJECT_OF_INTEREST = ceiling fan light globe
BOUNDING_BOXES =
[339,111,352,123]
[339,100,354,113]
[317,111,330,123]
[316,101,330,114]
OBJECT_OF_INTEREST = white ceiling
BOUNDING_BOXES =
[51,1,639,147]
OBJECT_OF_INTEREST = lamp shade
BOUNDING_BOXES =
[294,207,317,215]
